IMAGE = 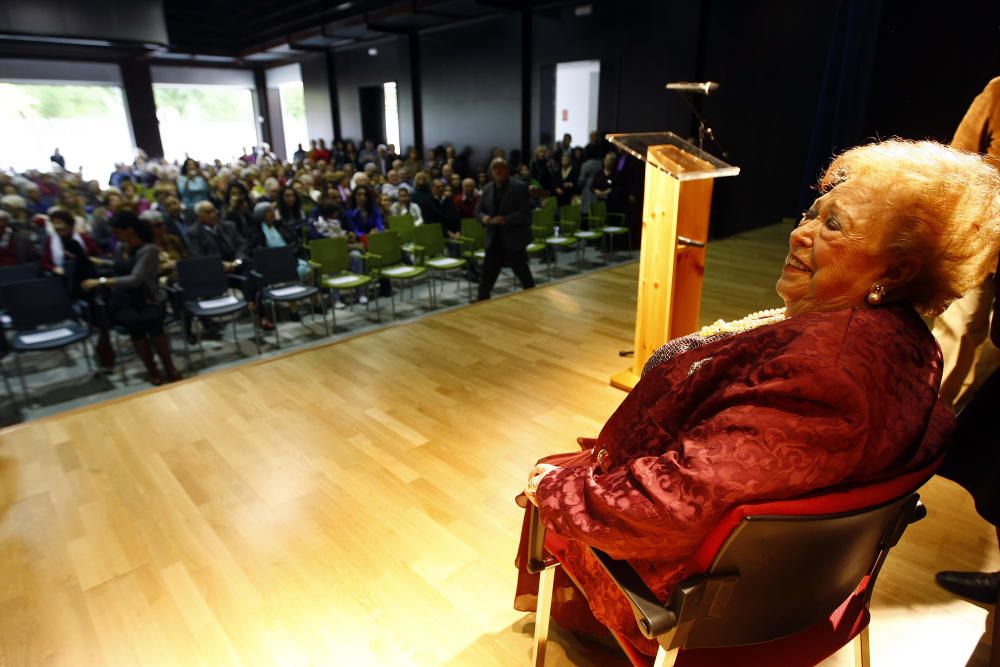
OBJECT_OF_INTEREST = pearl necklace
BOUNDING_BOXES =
[698,307,786,338]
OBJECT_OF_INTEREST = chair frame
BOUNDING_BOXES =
[306,236,380,330]
[0,277,93,404]
[174,256,261,370]
[251,246,329,348]
[527,464,937,667]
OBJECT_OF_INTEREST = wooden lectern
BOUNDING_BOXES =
[608,132,739,392]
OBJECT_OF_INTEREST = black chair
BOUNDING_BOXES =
[0,263,41,327]
[175,256,260,368]
[251,246,328,348]
[0,277,92,401]
[527,457,939,667]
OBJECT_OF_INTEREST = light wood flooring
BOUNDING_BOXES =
[0,223,995,666]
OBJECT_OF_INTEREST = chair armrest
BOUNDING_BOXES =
[307,260,322,269]
[526,504,556,574]
[589,547,680,639]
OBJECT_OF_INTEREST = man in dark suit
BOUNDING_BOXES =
[186,200,247,267]
[475,158,535,300]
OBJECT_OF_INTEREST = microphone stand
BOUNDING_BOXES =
[675,91,730,161]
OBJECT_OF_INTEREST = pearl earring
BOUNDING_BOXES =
[867,283,886,306]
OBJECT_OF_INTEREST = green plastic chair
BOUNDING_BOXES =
[459,218,486,262]
[386,214,416,253]
[308,236,377,329]
[366,230,429,318]
[413,223,470,304]
[539,208,576,276]
[590,200,631,260]
[564,203,598,263]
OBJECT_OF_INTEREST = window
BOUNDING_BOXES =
[0,82,133,181]
[383,81,400,151]
[153,84,257,164]
[279,81,309,157]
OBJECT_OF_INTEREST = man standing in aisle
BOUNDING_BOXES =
[475,158,535,300]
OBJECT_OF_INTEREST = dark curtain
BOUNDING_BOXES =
[799,0,884,210]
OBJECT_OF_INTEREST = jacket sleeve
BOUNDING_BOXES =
[534,353,871,561]
[113,244,159,289]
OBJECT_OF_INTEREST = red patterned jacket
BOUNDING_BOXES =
[531,305,953,657]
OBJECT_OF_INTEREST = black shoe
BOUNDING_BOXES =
[935,570,1000,604]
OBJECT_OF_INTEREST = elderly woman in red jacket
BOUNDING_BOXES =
[514,139,1000,660]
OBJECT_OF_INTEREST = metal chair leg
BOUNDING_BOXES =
[854,626,870,667]
[319,294,330,336]
[82,339,93,373]
[271,300,280,348]
[0,361,15,403]
[531,565,556,667]
[13,353,28,403]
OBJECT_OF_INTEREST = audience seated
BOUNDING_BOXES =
[0,130,616,392]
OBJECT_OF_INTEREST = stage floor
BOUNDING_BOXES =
[0,224,995,666]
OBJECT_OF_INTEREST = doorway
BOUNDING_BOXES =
[553,60,600,149]
[358,85,386,144]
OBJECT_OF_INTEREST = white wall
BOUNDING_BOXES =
[554,60,600,147]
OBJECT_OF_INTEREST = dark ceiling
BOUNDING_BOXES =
[0,0,570,68]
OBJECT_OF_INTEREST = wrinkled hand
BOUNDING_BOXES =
[524,463,560,505]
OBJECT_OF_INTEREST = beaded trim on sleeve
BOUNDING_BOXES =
[697,308,786,338]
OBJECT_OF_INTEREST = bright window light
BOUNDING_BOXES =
[153,84,257,164]
[383,81,400,151]
[279,81,309,159]
[0,82,134,181]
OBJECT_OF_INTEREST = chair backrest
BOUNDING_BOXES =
[0,263,41,310]
[176,255,230,301]
[590,200,607,221]
[252,246,300,286]
[460,218,484,248]
[560,204,582,232]
[413,223,445,258]
[0,277,76,330]
[0,263,40,286]
[532,209,554,239]
[366,230,403,267]
[309,237,349,275]
[386,214,415,243]
[541,197,557,212]
[662,460,938,651]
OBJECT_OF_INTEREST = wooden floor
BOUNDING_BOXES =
[0,224,996,667]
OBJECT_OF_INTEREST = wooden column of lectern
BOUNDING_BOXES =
[608,133,739,392]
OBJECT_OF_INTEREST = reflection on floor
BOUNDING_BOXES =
[0,222,994,666]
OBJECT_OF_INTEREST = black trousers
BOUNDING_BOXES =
[478,241,535,299]
[112,302,166,341]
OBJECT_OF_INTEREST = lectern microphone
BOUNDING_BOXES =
[665,81,719,95]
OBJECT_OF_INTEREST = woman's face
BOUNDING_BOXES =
[379,194,392,210]
[777,184,894,317]
[53,219,71,238]
[283,189,296,207]
[356,189,368,206]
